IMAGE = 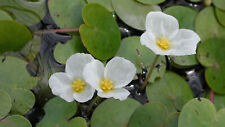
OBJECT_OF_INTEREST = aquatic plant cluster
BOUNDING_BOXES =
[0,0,225,127]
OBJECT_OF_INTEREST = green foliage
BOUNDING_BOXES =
[165,113,179,127]
[0,10,12,20]
[146,71,193,113]
[37,97,79,127]
[54,35,86,64]
[136,0,165,5]
[178,98,225,127]
[0,115,32,127]
[0,89,12,118]
[80,4,121,60]
[116,36,166,82]
[215,8,225,27]
[0,0,46,26]
[87,0,113,12]
[91,98,141,127]
[213,0,225,10]
[48,0,85,29]
[0,20,32,54]
[112,0,161,30]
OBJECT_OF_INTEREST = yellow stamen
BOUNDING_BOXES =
[100,78,114,92]
[156,37,171,50]
[72,79,86,93]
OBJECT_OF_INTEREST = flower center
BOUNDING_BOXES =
[156,37,171,50]
[72,79,86,93]
[100,78,114,92]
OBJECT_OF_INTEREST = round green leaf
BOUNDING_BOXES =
[0,20,32,54]
[0,0,46,26]
[54,35,86,64]
[59,117,87,127]
[169,55,198,68]
[116,36,166,82]
[37,97,77,127]
[178,98,225,127]
[195,7,225,41]
[112,0,161,30]
[10,88,35,115]
[48,0,85,28]
[0,56,37,94]
[0,56,37,92]
[91,98,141,127]
[215,8,225,27]
[189,0,201,2]
[146,71,193,113]
[165,113,179,127]
[128,102,168,127]
[0,10,12,20]
[136,0,165,5]
[0,89,12,118]
[213,0,225,10]
[80,4,121,60]
[0,115,32,127]
[206,92,225,110]
[205,66,225,94]
[197,38,225,67]
[87,0,113,12]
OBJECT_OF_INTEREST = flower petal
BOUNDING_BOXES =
[145,12,179,39]
[73,85,95,103]
[97,88,130,101]
[49,72,74,102]
[104,57,136,88]
[169,29,201,56]
[65,53,94,80]
[83,60,105,92]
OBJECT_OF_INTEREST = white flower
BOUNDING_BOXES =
[49,53,95,103]
[140,12,200,56]
[83,57,136,101]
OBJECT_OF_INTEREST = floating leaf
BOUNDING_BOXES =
[195,7,225,41]
[116,36,166,82]
[54,35,86,64]
[164,5,199,68]
[37,97,78,127]
[0,10,12,20]
[112,0,161,30]
[136,0,165,5]
[178,98,225,127]
[87,0,113,12]
[146,71,193,113]
[189,0,201,2]
[0,56,37,91]
[80,4,121,60]
[215,8,225,27]
[213,0,225,10]
[10,88,35,115]
[91,98,141,127]
[0,20,32,54]
[48,0,85,28]
[0,115,32,127]
[128,102,168,127]
[206,92,225,110]
[0,0,46,26]
[0,89,12,118]
[165,113,179,127]
[59,117,87,127]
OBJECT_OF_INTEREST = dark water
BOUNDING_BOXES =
[25,0,207,126]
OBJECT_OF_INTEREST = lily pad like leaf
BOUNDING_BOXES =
[146,71,193,113]
[0,0,46,26]
[0,20,32,54]
[87,0,113,12]
[37,97,77,127]
[91,98,141,127]
[128,102,168,127]
[59,117,87,127]
[112,0,161,30]
[136,0,165,5]
[0,10,12,20]
[213,0,225,11]
[116,36,166,82]
[215,8,225,27]
[0,115,32,127]
[48,0,85,28]
[0,89,12,118]
[80,3,121,60]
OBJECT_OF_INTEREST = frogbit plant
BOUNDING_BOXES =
[49,54,136,102]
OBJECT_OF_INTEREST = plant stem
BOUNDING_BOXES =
[34,28,79,35]
[140,55,160,91]
[210,90,214,104]
[87,96,101,113]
